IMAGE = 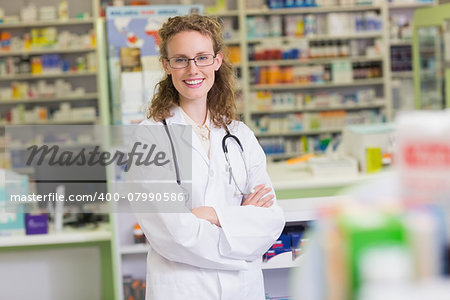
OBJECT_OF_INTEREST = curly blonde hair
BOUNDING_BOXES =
[147,14,237,128]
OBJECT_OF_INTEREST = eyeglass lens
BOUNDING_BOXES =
[168,54,214,68]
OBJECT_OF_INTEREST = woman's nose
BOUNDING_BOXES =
[186,60,199,73]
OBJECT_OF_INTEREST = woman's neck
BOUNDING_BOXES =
[180,101,207,125]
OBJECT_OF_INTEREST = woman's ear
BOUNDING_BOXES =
[215,52,223,71]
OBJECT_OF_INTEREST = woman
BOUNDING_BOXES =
[132,14,285,300]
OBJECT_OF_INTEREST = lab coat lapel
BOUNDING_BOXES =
[210,125,226,167]
[189,131,209,165]
[166,107,209,166]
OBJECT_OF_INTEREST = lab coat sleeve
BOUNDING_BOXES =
[133,211,248,271]
[128,124,247,271]
[214,127,286,261]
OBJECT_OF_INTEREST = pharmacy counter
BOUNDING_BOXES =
[267,162,388,199]
[0,227,115,300]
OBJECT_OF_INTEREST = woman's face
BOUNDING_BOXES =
[163,30,222,106]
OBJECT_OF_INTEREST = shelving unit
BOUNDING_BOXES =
[0,70,97,81]
[112,199,147,300]
[0,93,98,104]
[388,1,435,9]
[120,243,149,255]
[390,39,412,46]
[0,118,99,126]
[0,229,111,247]
[248,55,383,66]
[0,227,115,300]
[227,1,393,161]
[261,254,302,270]
[245,4,384,14]
[250,100,385,114]
[0,47,96,57]
[391,70,413,78]
[0,18,96,29]
[388,0,436,113]
[0,1,114,300]
[256,128,343,137]
[251,78,385,90]
[0,0,110,130]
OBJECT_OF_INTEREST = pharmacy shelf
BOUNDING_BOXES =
[224,38,241,45]
[248,56,383,67]
[266,152,300,160]
[0,229,111,247]
[245,4,382,16]
[251,78,385,91]
[0,93,98,104]
[247,32,383,44]
[262,256,303,270]
[390,40,412,46]
[0,18,95,29]
[250,101,385,115]
[9,166,35,174]
[6,141,98,151]
[255,128,342,137]
[269,163,392,190]
[31,118,99,125]
[0,71,97,81]
[0,2,114,299]
[388,2,435,9]
[0,118,99,126]
[120,244,150,255]
[0,47,96,57]
[206,10,239,17]
[391,71,413,78]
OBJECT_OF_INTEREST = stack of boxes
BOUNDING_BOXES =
[264,225,307,263]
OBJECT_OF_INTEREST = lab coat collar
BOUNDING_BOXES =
[165,106,209,165]
[165,106,187,126]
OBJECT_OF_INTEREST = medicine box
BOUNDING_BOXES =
[0,169,28,236]
[342,123,395,173]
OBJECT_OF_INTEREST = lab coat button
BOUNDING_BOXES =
[209,170,214,177]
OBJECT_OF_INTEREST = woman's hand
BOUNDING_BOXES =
[241,184,274,208]
[191,206,221,227]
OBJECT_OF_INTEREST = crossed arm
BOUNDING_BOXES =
[191,184,274,226]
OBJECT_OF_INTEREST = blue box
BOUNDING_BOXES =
[25,213,48,235]
[289,232,303,249]
[270,234,291,251]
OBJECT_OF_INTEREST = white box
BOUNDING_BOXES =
[342,123,395,172]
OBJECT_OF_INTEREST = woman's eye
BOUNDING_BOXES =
[174,58,186,63]
[197,56,208,61]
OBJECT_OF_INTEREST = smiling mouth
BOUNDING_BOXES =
[184,79,205,86]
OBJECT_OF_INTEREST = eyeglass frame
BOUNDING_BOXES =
[165,54,217,69]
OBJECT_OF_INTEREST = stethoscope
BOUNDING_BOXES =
[162,119,249,196]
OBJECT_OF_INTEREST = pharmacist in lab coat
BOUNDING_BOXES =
[130,15,285,300]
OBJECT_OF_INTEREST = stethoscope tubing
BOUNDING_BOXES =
[163,120,248,195]
[162,119,181,185]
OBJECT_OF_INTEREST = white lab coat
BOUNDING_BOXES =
[130,106,285,300]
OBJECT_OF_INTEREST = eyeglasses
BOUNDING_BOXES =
[166,54,216,69]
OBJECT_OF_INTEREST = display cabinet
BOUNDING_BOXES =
[388,0,435,114]
[230,1,392,161]
[412,2,450,109]
[0,0,110,140]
